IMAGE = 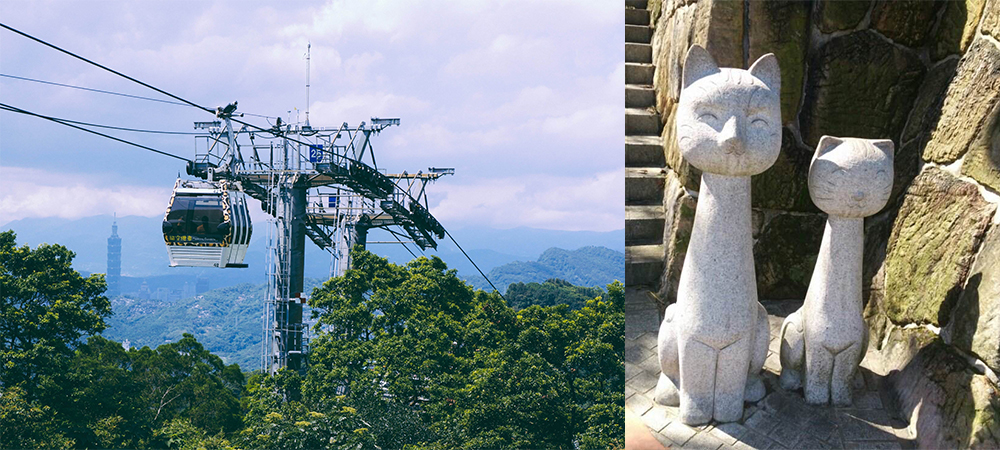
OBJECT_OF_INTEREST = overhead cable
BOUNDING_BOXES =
[444,229,507,302]
[3,23,504,298]
[0,102,194,162]
[1,73,190,106]
[44,115,201,135]
[0,73,279,119]
[0,23,215,114]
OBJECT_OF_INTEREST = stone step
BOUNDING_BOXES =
[626,135,664,168]
[626,85,655,108]
[626,167,666,205]
[626,244,665,288]
[626,25,652,44]
[625,8,650,25]
[626,108,661,136]
[626,0,648,9]
[625,43,653,64]
[626,63,654,85]
[626,205,665,246]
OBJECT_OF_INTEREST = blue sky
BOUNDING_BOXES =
[0,0,624,232]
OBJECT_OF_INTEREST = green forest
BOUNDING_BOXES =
[0,230,624,449]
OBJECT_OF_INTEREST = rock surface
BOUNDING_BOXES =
[800,31,925,149]
[751,128,815,212]
[753,213,825,299]
[869,0,944,48]
[813,0,870,33]
[896,59,959,199]
[886,340,1000,449]
[931,0,987,60]
[944,225,1000,374]
[922,37,1000,164]
[660,103,702,191]
[652,0,742,118]
[980,0,1000,42]
[657,171,696,306]
[883,168,996,327]
[962,99,1000,192]
[748,0,809,126]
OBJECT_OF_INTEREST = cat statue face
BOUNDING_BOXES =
[676,45,782,177]
[808,136,894,218]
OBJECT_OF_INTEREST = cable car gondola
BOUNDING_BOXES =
[162,179,252,268]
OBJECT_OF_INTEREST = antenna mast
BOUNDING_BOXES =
[305,43,311,128]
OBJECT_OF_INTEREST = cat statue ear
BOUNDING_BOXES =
[816,135,843,158]
[749,53,780,92]
[683,45,720,89]
[870,139,894,161]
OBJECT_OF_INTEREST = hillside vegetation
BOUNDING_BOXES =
[104,280,322,370]
[506,278,606,310]
[2,232,623,449]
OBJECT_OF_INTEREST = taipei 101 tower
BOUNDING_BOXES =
[107,216,121,297]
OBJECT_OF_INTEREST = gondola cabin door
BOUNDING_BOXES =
[162,179,251,268]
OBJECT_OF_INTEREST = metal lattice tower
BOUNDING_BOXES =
[187,108,451,375]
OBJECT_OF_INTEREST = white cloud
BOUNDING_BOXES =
[0,0,623,232]
[0,167,171,224]
[428,169,624,232]
[310,92,429,125]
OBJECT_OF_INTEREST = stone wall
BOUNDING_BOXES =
[650,0,999,447]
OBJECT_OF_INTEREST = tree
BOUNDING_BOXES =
[0,230,110,400]
[505,278,605,310]
[0,386,74,449]
[49,336,150,448]
[239,371,377,450]
[306,248,624,449]
[130,333,245,436]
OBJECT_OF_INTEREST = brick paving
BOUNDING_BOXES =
[624,288,915,449]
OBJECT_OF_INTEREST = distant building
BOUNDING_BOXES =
[107,218,122,297]
[138,280,150,300]
[196,277,210,295]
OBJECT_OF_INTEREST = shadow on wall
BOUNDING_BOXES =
[885,340,979,449]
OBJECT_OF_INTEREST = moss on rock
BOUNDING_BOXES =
[800,31,925,149]
[883,168,996,327]
[931,0,987,61]
[869,0,944,48]
[751,127,816,212]
[922,37,1000,165]
[753,213,826,299]
[748,0,809,126]
[813,0,870,33]
[944,224,1000,374]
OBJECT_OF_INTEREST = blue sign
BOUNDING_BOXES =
[308,145,324,163]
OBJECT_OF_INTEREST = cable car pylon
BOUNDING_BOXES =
[182,103,452,375]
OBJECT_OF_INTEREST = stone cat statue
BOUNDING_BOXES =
[779,136,893,406]
[654,45,781,425]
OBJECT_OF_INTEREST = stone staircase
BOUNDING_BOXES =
[625,0,666,290]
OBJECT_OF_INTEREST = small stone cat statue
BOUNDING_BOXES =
[655,45,781,425]
[779,136,893,406]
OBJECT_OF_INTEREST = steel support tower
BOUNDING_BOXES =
[187,108,451,375]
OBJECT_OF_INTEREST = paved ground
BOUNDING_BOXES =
[625,288,915,449]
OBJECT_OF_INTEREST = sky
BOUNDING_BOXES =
[0,0,625,233]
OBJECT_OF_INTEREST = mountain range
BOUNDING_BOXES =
[463,246,625,292]
[2,214,624,289]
